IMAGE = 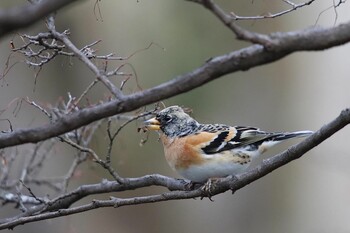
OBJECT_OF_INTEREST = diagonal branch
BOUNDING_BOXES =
[1,22,350,149]
[192,0,274,45]
[1,108,349,230]
[0,0,80,38]
[46,16,123,98]
[190,0,316,46]
[189,0,316,23]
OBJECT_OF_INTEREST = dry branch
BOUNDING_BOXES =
[0,108,349,230]
[1,22,350,149]
[0,0,80,38]
[1,0,350,230]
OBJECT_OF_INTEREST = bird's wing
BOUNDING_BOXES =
[232,126,273,145]
[196,125,273,154]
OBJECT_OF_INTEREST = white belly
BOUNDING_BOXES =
[177,161,250,182]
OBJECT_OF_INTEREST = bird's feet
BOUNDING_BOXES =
[178,179,202,191]
[200,178,222,201]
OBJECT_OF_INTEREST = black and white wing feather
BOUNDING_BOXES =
[199,124,312,154]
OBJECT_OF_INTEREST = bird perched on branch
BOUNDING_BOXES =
[144,106,312,182]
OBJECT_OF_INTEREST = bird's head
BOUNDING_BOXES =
[144,106,199,137]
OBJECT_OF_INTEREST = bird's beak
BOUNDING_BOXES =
[144,117,161,130]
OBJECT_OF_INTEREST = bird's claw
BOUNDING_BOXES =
[179,179,202,191]
[200,178,221,201]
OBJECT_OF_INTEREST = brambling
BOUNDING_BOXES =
[144,106,313,183]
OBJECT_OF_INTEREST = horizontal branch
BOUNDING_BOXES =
[1,22,350,149]
[0,174,190,228]
[1,108,349,230]
[0,0,79,38]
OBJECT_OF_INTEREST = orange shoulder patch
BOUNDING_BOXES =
[185,132,217,149]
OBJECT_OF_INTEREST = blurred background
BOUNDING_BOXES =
[1,0,350,232]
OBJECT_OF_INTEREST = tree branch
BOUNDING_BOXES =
[188,0,316,22]
[0,0,80,38]
[1,108,349,230]
[1,22,350,149]
[192,0,274,45]
[46,16,123,98]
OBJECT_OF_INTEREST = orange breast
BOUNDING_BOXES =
[160,132,217,170]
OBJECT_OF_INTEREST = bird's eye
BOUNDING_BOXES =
[163,115,172,123]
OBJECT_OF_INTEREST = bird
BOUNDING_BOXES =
[144,105,313,183]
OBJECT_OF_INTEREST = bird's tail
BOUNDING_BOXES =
[271,130,313,141]
[234,130,313,157]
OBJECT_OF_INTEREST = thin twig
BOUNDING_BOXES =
[192,0,274,46]
[45,16,124,99]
